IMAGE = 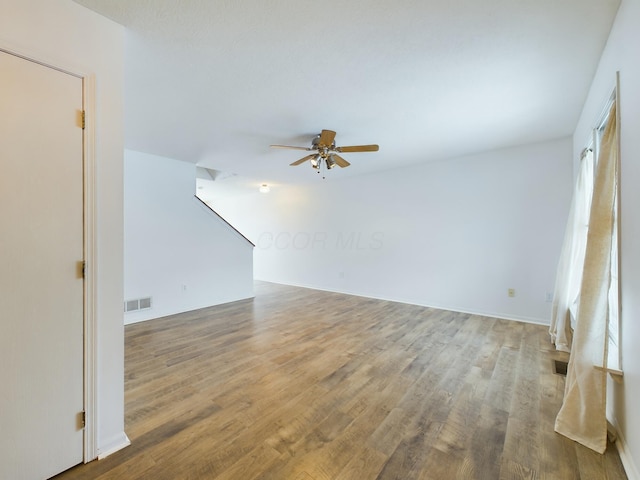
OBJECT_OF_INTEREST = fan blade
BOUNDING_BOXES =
[332,154,350,168]
[318,129,336,147]
[335,144,379,153]
[290,154,316,166]
[270,144,311,151]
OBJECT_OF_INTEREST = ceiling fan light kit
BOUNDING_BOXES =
[270,129,379,176]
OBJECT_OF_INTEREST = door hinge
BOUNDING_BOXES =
[77,260,86,279]
[77,410,86,430]
[81,110,86,130]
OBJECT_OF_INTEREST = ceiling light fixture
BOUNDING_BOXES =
[259,184,270,193]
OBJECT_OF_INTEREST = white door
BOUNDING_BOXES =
[0,51,84,479]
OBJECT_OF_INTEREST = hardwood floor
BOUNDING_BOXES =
[54,282,627,479]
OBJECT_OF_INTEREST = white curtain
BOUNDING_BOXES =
[549,149,594,352]
[555,102,619,453]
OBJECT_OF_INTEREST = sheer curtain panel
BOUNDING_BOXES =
[549,149,594,352]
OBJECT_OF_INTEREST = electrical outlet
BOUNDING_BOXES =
[508,288,515,298]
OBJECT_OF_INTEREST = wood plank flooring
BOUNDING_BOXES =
[53,281,627,479]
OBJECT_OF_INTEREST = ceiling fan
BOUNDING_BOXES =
[270,129,379,172]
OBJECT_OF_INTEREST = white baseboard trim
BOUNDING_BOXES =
[97,432,131,460]
[256,279,549,326]
[614,426,639,480]
[123,293,255,325]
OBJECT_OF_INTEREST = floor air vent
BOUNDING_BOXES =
[125,297,152,313]
[553,359,568,376]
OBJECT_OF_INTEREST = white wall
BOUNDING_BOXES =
[124,150,254,324]
[214,138,572,324]
[573,0,640,476]
[0,0,126,458]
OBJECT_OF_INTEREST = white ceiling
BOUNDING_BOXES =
[74,0,619,194]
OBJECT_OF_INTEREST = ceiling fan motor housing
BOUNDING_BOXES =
[312,135,336,152]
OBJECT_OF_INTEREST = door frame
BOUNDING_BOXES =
[0,46,98,462]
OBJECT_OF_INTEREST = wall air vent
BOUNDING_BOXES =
[124,297,152,313]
